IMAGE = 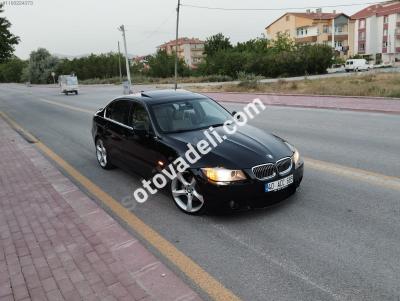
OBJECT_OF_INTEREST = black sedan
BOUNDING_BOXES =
[92,89,303,214]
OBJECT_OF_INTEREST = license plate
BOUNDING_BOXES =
[265,175,294,192]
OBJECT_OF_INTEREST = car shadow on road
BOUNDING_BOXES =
[206,190,300,221]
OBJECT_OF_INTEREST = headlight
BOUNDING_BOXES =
[293,149,300,165]
[285,142,301,167]
[201,167,247,183]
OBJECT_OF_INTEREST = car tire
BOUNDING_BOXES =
[75,91,78,95]
[95,138,114,170]
[171,172,206,215]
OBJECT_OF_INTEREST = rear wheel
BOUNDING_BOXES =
[171,172,206,215]
[95,138,114,169]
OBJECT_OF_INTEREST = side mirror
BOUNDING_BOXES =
[231,111,242,121]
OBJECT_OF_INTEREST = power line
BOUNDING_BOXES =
[133,9,176,44]
[180,1,386,11]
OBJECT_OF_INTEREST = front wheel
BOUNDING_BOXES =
[171,172,206,215]
[95,138,114,169]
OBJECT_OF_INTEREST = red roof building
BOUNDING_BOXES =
[158,37,205,68]
[349,1,400,63]
[265,10,350,56]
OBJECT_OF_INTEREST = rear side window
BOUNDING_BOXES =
[106,99,132,125]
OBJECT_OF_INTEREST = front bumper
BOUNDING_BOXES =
[193,162,304,210]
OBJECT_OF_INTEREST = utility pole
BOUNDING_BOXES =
[118,25,132,92]
[332,17,335,50]
[117,41,122,83]
[174,0,181,90]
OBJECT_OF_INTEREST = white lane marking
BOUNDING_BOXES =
[305,158,400,191]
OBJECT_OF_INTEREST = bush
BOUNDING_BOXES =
[0,56,26,82]
[56,53,126,81]
[200,34,333,79]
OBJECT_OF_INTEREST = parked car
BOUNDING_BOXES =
[91,90,304,214]
[345,59,371,72]
[59,75,79,95]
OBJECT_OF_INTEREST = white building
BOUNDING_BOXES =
[158,38,205,68]
[350,1,400,63]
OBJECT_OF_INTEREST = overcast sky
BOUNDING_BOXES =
[4,0,368,59]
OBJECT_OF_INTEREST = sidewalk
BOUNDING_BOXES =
[204,92,400,114]
[0,116,201,301]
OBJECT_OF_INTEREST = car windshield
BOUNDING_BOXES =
[150,98,232,133]
[67,77,78,85]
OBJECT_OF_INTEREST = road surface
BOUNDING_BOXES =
[1,83,400,301]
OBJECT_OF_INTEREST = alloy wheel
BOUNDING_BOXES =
[96,139,108,168]
[171,172,205,214]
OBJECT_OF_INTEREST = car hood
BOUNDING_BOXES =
[163,124,293,169]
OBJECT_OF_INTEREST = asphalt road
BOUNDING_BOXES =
[1,83,400,301]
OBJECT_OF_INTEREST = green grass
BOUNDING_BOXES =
[190,72,400,98]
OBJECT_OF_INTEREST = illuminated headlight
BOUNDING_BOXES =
[293,149,300,166]
[201,167,247,184]
[285,142,302,168]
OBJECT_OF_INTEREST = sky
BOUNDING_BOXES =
[3,0,372,59]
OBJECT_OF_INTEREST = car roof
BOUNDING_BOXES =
[122,89,209,105]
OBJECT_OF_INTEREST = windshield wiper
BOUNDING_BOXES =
[167,124,224,134]
[195,123,224,131]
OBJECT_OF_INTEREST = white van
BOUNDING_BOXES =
[59,75,79,95]
[345,59,371,72]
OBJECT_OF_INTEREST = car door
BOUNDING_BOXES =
[104,99,133,163]
[124,102,167,178]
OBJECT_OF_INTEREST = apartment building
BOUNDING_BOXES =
[158,37,205,68]
[265,10,350,56]
[350,1,400,63]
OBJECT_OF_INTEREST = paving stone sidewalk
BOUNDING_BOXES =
[0,116,201,301]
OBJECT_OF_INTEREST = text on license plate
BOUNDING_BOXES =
[265,175,294,192]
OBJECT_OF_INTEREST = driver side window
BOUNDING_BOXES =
[131,103,150,131]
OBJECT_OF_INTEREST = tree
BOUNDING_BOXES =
[146,50,189,78]
[203,33,232,57]
[0,56,27,82]
[270,33,295,53]
[236,37,269,53]
[26,48,59,84]
[0,3,20,63]
[55,53,127,81]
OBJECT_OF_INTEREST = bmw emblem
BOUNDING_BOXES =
[267,154,273,159]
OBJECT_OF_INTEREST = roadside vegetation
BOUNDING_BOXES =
[2,1,396,99]
[1,22,334,85]
[190,72,400,98]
